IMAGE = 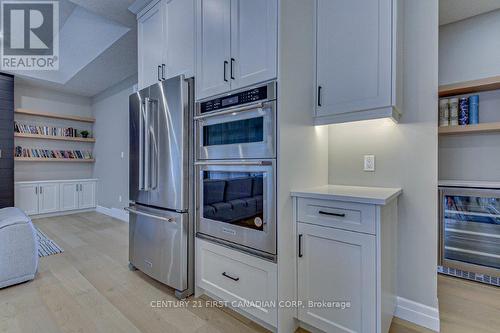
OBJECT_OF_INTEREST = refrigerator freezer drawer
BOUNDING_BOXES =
[129,204,188,291]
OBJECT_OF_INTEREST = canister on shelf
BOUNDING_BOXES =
[459,97,469,125]
[439,99,450,126]
[469,94,479,125]
[449,98,459,126]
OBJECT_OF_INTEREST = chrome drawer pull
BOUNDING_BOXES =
[222,272,240,282]
[318,210,346,218]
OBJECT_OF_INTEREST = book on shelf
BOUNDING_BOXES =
[15,146,93,160]
[14,121,91,138]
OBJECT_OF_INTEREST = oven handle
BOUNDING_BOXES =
[194,160,272,166]
[193,102,267,120]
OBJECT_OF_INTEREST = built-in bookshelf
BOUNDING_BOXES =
[14,109,95,163]
[438,75,500,135]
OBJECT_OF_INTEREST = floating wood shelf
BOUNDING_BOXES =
[14,133,96,142]
[439,122,500,135]
[15,108,95,123]
[15,158,95,163]
[439,75,500,97]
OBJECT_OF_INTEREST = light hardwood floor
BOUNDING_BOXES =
[1,212,499,333]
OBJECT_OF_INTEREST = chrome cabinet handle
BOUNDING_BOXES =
[125,207,175,223]
[161,64,166,80]
[222,272,239,282]
[76,184,79,192]
[157,65,161,81]
[230,58,235,80]
[223,60,229,82]
[318,86,322,107]
[35,186,38,195]
[40,186,43,194]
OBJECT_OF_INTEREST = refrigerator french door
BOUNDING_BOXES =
[439,186,500,277]
[128,76,194,298]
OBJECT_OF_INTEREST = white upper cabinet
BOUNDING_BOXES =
[196,0,232,99]
[314,0,402,125]
[230,0,277,90]
[164,0,195,79]
[196,0,278,100]
[138,0,195,90]
[138,1,165,89]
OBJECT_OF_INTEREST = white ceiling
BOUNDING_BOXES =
[11,0,138,97]
[440,0,500,25]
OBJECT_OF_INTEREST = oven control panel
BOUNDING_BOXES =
[200,85,269,114]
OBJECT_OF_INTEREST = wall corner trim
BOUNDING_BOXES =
[394,296,440,332]
[96,205,129,223]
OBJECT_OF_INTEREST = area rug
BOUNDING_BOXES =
[34,226,64,257]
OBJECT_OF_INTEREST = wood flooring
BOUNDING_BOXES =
[0,212,498,333]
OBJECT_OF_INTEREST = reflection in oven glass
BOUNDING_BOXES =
[203,117,264,147]
[203,171,264,231]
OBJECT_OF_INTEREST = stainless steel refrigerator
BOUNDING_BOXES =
[128,76,194,298]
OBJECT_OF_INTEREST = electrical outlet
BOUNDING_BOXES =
[364,155,375,172]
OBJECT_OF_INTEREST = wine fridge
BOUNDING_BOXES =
[439,186,500,280]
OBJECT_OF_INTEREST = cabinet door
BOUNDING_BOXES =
[196,0,231,99]
[316,0,392,117]
[138,1,165,89]
[38,183,59,214]
[59,183,79,211]
[165,0,195,79]
[297,223,376,333]
[79,182,96,209]
[230,0,277,90]
[14,184,38,215]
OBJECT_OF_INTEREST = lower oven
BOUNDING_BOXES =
[195,160,276,260]
[439,186,500,277]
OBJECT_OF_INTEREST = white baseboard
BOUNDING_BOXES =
[96,205,129,222]
[395,296,440,332]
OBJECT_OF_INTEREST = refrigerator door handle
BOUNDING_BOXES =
[144,97,151,191]
[139,99,146,190]
[125,207,175,223]
[150,101,159,190]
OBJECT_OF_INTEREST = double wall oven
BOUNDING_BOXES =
[195,81,277,261]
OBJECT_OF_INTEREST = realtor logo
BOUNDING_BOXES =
[1,1,59,70]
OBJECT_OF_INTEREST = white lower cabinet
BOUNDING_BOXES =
[196,238,278,327]
[297,222,376,333]
[38,183,60,214]
[293,193,401,333]
[15,179,97,216]
[14,183,39,215]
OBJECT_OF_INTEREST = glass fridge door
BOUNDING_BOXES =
[441,187,500,274]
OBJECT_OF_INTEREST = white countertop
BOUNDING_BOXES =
[291,185,402,205]
[15,179,98,184]
[439,180,500,189]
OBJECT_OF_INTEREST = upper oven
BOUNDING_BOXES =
[195,82,276,160]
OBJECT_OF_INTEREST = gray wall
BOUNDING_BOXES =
[14,82,94,181]
[91,76,135,210]
[439,11,500,182]
[328,0,439,308]
[439,9,500,85]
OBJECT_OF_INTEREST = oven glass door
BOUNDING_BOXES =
[196,102,275,160]
[441,188,500,274]
[197,161,276,255]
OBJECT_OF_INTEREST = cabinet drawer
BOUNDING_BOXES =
[196,238,277,326]
[297,198,376,234]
